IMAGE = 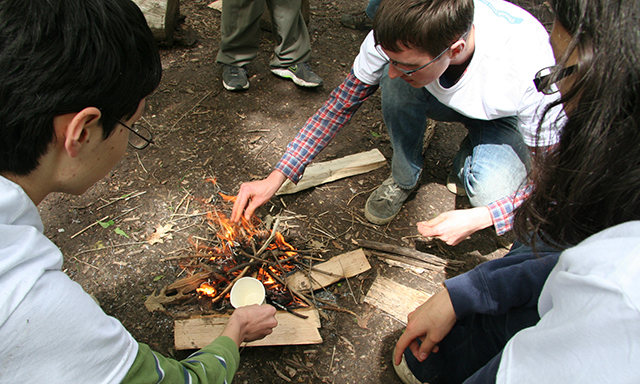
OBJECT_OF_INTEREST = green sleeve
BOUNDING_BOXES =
[121,336,240,384]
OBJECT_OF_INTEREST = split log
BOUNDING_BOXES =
[167,271,215,295]
[276,149,387,196]
[371,251,444,273]
[364,276,432,323]
[286,249,371,292]
[133,0,180,43]
[174,308,322,349]
[356,239,464,271]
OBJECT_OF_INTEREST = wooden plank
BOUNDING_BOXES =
[286,249,371,292]
[276,149,387,195]
[364,276,432,324]
[133,0,180,42]
[174,308,322,350]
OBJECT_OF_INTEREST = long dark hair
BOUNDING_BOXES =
[514,0,640,247]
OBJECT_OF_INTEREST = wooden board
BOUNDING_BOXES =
[286,249,371,292]
[276,149,387,195]
[175,308,322,350]
[364,276,432,324]
[133,0,180,42]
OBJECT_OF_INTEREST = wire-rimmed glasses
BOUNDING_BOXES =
[111,117,154,149]
[533,65,577,94]
[376,44,451,76]
[375,29,471,77]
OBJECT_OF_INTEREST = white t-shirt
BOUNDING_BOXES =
[497,221,640,383]
[353,0,562,147]
[0,176,137,383]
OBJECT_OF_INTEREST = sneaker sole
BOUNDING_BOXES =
[222,80,249,91]
[270,68,322,88]
[393,353,422,384]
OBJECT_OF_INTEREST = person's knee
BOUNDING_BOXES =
[463,165,527,207]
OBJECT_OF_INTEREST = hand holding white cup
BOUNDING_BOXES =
[230,277,266,308]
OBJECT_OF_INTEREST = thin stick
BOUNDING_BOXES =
[70,256,100,271]
[170,190,191,221]
[339,260,358,305]
[72,241,146,257]
[97,191,146,210]
[211,265,250,303]
[71,215,109,239]
[135,152,148,173]
[254,216,281,257]
[169,90,214,132]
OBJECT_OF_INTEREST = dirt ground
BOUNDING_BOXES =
[38,1,548,383]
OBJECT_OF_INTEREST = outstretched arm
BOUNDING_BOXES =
[416,186,532,245]
[231,70,378,222]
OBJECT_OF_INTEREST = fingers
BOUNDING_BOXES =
[231,189,251,222]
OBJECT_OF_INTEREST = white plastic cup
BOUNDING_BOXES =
[230,277,266,308]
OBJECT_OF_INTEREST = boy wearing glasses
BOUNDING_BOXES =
[231,0,562,241]
[0,0,276,382]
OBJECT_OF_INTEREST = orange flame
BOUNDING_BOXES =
[218,192,237,203]
[196,282,217,297]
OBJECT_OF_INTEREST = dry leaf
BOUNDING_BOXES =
[148,223,174,245]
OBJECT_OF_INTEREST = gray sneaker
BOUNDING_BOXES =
[271,62,323,87]
[222,64,249,91]
[365,177,416,225]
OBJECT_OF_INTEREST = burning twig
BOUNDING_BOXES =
[211,265,250,303]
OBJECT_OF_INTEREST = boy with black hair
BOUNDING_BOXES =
[0,0,277,382]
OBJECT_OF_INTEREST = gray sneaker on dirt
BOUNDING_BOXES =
[222,64,249,91]
[270,62,323,87]
[365,177,416,225]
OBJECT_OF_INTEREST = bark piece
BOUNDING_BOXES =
[364,276,432,323]
[174,308,322,349]
[276,149,387,195]
[133,0,180,43]
[286,249,371,292]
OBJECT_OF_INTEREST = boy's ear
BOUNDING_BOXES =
[449,40,466,61]
[59,107,103,158]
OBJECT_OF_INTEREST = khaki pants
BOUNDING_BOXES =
[216,0,311,68]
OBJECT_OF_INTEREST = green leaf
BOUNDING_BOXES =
[98,220,114,228]
[114,227,130,238]
[153,275,165,282]
[371,132,381,138]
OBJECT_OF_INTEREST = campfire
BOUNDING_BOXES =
[146,185,316,316]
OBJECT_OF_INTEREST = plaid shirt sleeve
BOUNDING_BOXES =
[487,184,532,235]
[275,69,379,183]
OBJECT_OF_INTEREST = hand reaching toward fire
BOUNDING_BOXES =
[417,207,494,246]
[221,304,278,347]
[393,289,457,366]
[231,170,287,223]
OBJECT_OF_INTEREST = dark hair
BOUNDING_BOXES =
[514,0,640,247]
[372,0,474,56]
[0,0,162,175]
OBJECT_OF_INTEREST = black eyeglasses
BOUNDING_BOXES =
[376,44,451,76]
[111,117,154,149]
[533,65,577,94]
[375,30,471,77]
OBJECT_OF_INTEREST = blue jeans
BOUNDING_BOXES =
[380,66,530,207]
[365,0,381,19]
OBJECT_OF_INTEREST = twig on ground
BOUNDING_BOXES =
[97,191,146,210]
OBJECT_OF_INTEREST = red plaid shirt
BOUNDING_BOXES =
[275,68,530,236]
[275,70,378,183]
